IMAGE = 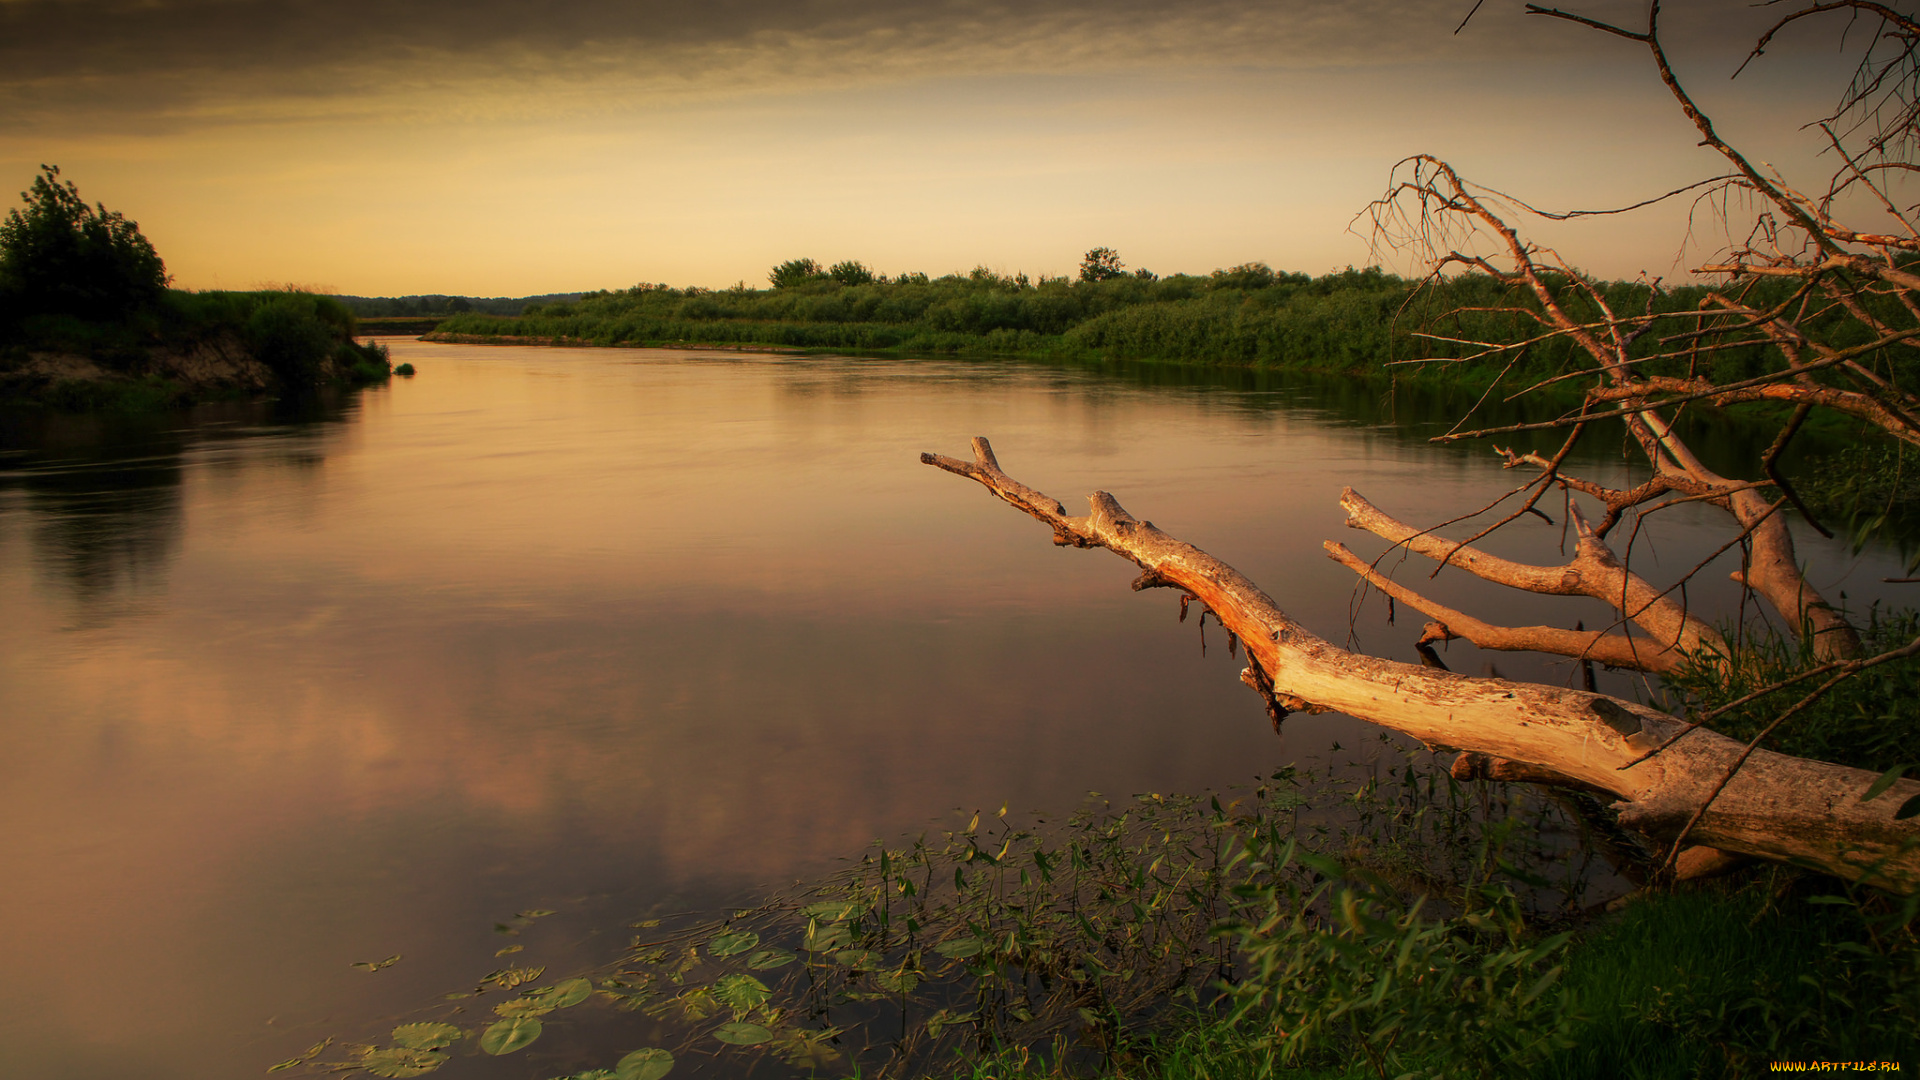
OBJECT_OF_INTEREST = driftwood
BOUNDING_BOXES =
[923,437,1920,894]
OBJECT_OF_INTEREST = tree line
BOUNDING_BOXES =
[435,252,1867,395]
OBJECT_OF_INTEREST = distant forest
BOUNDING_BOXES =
[421,254,1840,394]
[332,292,585,318]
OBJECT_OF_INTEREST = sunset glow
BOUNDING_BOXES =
[0,0,1877,294]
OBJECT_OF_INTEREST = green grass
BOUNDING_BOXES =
[950,879,1918,1080]
[1542,881,1919,1078]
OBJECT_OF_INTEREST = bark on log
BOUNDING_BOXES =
[923,437,1920,893]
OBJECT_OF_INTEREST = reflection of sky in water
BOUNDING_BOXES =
[0,342,1908,1077]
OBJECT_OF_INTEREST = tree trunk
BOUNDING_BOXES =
[924,438,1920,894]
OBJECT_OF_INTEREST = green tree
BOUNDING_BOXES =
[769,257,827,288]
[1078,246,1126,282]
[0,165,167,324]
[828,260,874,286]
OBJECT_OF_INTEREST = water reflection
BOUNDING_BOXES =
[0,343,1907,1079]
[0,395,361,625]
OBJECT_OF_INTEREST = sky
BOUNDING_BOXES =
[0,0,1903,295]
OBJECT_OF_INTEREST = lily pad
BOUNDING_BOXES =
[707,930,759,958]
[872,967,922,994]
[480,1016,543,1055]
[744,948,796,970]
[390,1022,462,1050]
[712,973,770,1012]
[534,976,593,1008]
[494,996,556,1018]
[712,1021,774,1046]
[832,949,883,969]
[361,1047,446,1078]
[614,1047,675,1080]
[933,937,986,959]
[554,1072,617,1080]
[478,965,545,991]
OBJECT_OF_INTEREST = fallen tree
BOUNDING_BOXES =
[926,1,1920,895]
[923,438,1920,893]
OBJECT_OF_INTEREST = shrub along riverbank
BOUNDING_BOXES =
[428,262,1852,396]
[0,166,390,409]
[1,287,395,410]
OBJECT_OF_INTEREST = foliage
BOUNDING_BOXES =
[0,165,167,334]
[829,260,875,286]
[0,167,389,406]
[769,257,828,289]
[1225,865,1581,1079]
[1794,440,1920,570]
[331,292,582,317]
[298,749,1614,1078]
[1539,878,1920,1078]
[1662,607,1920,775]
[1080,247,1128,283]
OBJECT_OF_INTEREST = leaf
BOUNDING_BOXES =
[495,945,524,957]
[494,996,557,1018]
[872,967,922,994]
[707,930,760,958]
[1898,793,1920,820]
[390,1022,462,1050]
[480,1016,543,1055]
[1862,763,1910,802]
[361,1047,446,1078]
[518,909,557,919]
[557,1072,618,1080]
[478,966,545,991]
[933,937,985,959]
[536,976,593,1008]
[678,988,718,1021]
[713,973,772,1013]
[800,900,864,922]
[266,1060,302,1073]
[745,949,796,970]
[926,1008,978,1035]
[353,955,402,972]
[614,1048,675,1080]
[713,1021,774,1045]
[832,949,883,969]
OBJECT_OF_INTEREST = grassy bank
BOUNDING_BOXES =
[426,266,1851,394]
[2,166,392,409]
[2,288,394,410]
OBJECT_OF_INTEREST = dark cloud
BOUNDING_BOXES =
[0,0,1836,132]
[0,0,1523,107]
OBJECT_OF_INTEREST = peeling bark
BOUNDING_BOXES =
[923,438,1920,894]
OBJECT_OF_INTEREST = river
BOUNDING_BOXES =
[0,339,1906,1077]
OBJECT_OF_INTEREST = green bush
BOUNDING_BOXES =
[246,293,338,385]
[0,165,167,334]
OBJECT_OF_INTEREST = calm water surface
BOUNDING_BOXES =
[0,340,1906,1077]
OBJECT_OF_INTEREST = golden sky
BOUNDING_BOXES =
[0,0,1889,295]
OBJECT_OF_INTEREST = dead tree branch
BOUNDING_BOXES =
[922,438,1920,893]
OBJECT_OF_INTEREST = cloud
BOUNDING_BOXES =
[1,0,1593,131]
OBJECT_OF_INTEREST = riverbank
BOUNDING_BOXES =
[425,267,1826,401]
[1,289,394,410]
